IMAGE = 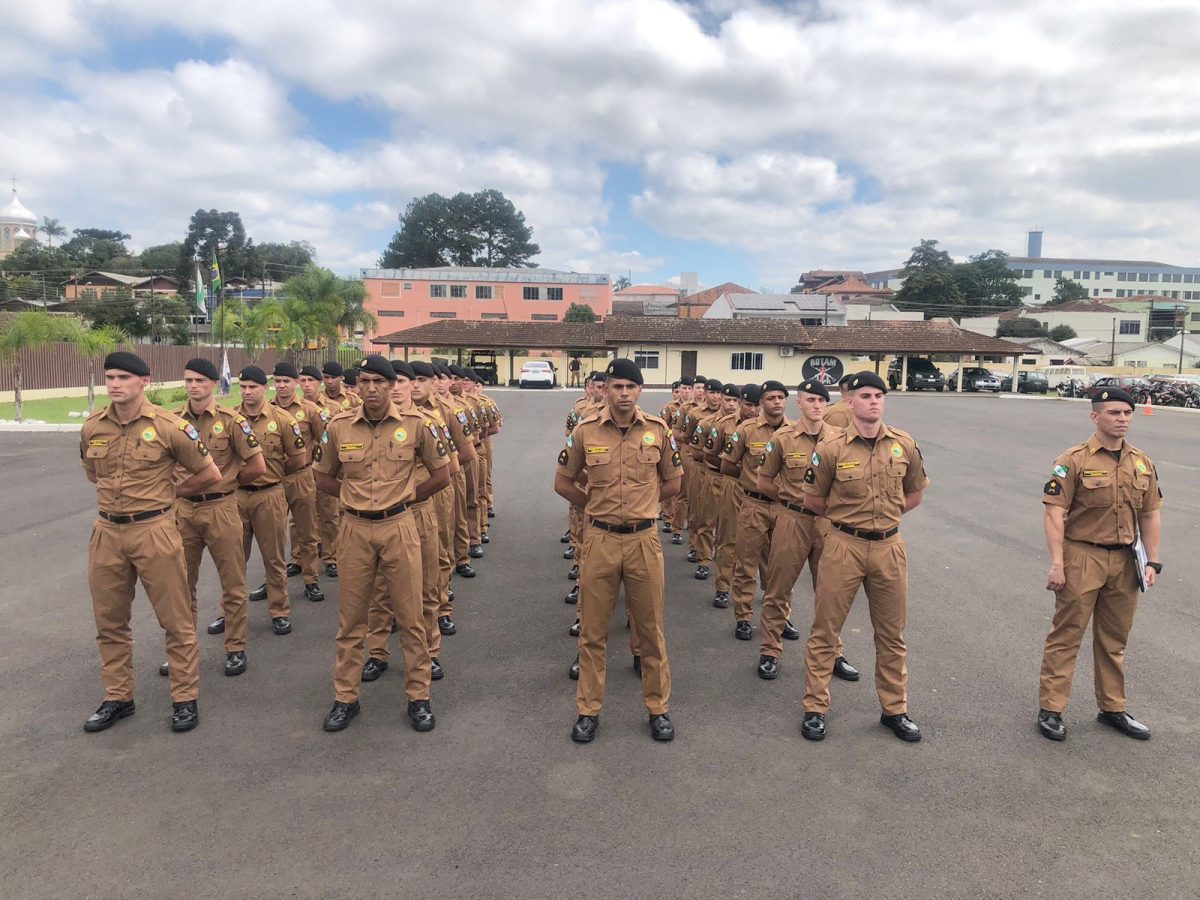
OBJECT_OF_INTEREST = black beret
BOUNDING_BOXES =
[693,374,707,384]
[448,365,465,377]
[741,384,763,404]
[390,359,416,380]
[671,380,681,389]
[184,357,218,381]
[680,375,695,386]
[704,378,723,393]
[103,351,150,377]
[838,372,855,386]
[605,358,644,385]
[590,370,607,382]
[760,380,789,398]
[343,368,358,385]
[847,371,888,393]
[322,361,344,377]
[239,365,268,386]
[358,354,397,382]
[467,369,482,383]
[798,379,831,401]
[721,383,741,398]
[299,365,322,380]
[410,361,436,378]
[272,361,299,379]
[1092,387,1135,410]
[434,364,451,377]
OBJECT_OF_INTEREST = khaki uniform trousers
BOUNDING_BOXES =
[475,453,489,538]
[464,447,483,545]
[670,453,690,536]
[334,512,431,703]
[689,467,718,565]
[365,501,442,661]
[1039,541,1140,714]
[285,467,320,583]
[452,468,470,567]
[88,512,199,703]
[569,504,585,558]
[178,495,249,653]
[714,478,743,592]
[576,527,669,717]
[730,496,776,622]
[434,484,455,617]
[759,508,843,660]
[316,491,340,566]
[804,531,908,716]
[239,485,290,618]
[686,457,703,551]
[484,434,495,511]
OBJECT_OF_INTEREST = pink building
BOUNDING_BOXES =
[362,266,612,350]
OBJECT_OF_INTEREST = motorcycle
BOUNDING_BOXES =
[1056,379,1086,399]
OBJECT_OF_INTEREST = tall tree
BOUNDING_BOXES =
[277,265,374,349]
[61,228,132,268]
[61,320,128,413]
[40,217,66,248]
[379,189,540,268]
[563,303,598,323]
[1048,277,1089,306]
[1049,324,1078,342]
[178,209,249,285]
[893,239,964,317]
[247,240,317,282]
[996,318,1047,337]
[953,250,1023,311]
[613,275,631,292]
[139,242,183,272]
[0,311,70,421]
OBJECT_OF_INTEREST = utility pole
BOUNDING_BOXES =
[1110,318,1116,367]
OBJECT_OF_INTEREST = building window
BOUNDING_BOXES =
[1073,271,1081,279]
[1148,273,1159,282]
[382,281,401,297]
[531,313,557,321]
[1185,274,1194,283]
[1020,286,1033,296]
[633,351,660,370]
[523,287,541,300]
[1190,312,1200,322]
[1043,270,1052,278]
[1023,269,1034,278]
[1116,290,1126,298]
[1128,360,1147,368]
[450,284,467,298]
[547,287,564,301]
[1053,270,1063,278]
[481,313,509,320]
[1119,320,1140,335]
[429,311,457,319]
[1034,294,1041,301]
[404,283,412,290]
[1082,271,1090,280]
[430,284,446,298]
[1118,272,1127,281]
[1093,289,1099,296]
[731,351,764,371]
[378,310,405,317]
[475,286,493,300]
[1022,358,1038,365]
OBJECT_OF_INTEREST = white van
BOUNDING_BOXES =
[1040,365,1088,387]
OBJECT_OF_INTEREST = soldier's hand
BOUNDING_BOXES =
[1046,563,1066,592]
[1144,566,1157,589]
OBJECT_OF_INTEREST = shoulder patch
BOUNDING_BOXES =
[1044,479,1062,496]
[671,450,682,467]
[803,467,816,484]
[558,448,570,466]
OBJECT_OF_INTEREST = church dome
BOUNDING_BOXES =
[0,188,37,225]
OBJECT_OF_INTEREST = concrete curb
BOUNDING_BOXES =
[0,422,83,433]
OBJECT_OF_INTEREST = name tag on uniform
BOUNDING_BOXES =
[1082,469,1110,478]
[88,439,108,447]
[587,446,610,454]
[749,441,767,449]
[785,451,806,459]
[340,442,364,451]
[836,461,862,470]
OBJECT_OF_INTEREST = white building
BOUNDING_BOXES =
[0,184,37,259]
[842,296,923,322]
[704,292,848,325]
[959,300,1149,342]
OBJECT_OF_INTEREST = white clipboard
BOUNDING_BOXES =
[1132,532,1149,592]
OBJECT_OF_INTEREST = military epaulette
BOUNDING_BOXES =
[641,412,670,429]
[84,407,107,422]
[578,411,603,425]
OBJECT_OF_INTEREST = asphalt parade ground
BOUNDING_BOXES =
[1,389,1198,898]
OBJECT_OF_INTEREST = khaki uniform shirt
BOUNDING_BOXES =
[459,393,484,446]
[273,394,327,456]
[316,402,449,511]
[568,396,596,434]
[721,414,790,492]
[1042,435,1162,545]
[175,400,262,493]
[660,400,681,426]
[323,388,362,414]
[237,403,306,486]
[81,399,213,515]
[803,424,929,531]
[823,400,852,430]
[705,411,740,471]
[685,404,722,460]
[557,407,683,523]
[758,421,829,506]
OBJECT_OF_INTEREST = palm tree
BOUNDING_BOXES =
[212,299,246,346]
[0,311,69,421]
[279,266,344,350]
[337,280,376,347]
[62,320,128,413]
[40,217,66,248]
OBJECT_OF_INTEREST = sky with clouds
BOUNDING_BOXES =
[2,1,1198,290]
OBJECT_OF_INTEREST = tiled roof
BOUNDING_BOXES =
[812,275,894,296]
[997,300,1123,318]
[807,321,1026,355]
[616,284,681,296]
[376,320,608,349]
[1006,256,1179,268]
[603,316,812,346]
[679,281,755,307]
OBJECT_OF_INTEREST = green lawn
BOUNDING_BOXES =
[2,389,246,424]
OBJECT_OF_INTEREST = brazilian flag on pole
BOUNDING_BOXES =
[209,250,222,294]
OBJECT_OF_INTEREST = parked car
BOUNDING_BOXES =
[518,360,557,388]
[887,357,945,391]
[946,367,1002,392]
[997,370,1049,394]
[1083,375,1150,400]
[468,350,499,386]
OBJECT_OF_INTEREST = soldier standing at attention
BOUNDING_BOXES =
[322,360,362,413]
[450,366,486,564]
[475,375,502,524]
[667,375,698,546]
[1037,387,1162,742]
[315,355,450,733]
[172,357,265,679]
[299,365,341,577]
[564,372,606,600]
[343,367,361,399]
[800,371,928,743]
[80,351,220,734]
[431,363,476,636]
[679,375,708,560]
[659,381,684,532]
[721,380,791,641]
[271,362,327,603]
[238,366,308,635]
[754,380,859,683]
[555,358,682,743]
[437,364,478,580]
[822,372,855,430]
[706,384,749,606]
[686,378,724,579]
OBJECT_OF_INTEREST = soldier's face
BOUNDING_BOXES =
[761,390,787,419]
[720,396,738,415]
[299,375,321,400]
[412,375,433,403]
[240,380,265,407]
[849,387,885,422]
[323,374,343,394]
[673,387,682,401]
[184,372,215,404]
[606,377,640,414]
[797,393,827,423]
[450,378,463,395]
[274,375,296,402]
[390,375,413,407]
[435,374,450,394]
[1091,403,1132,439]
[693,386,705,405]
[358,373,390,412]
[738,399,759,420]
[105,370,148,404]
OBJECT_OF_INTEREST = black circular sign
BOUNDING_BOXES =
[802,355,844,386]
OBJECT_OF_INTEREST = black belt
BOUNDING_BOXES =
[1076,539,1132,552]
[590,518,654,535]
[240,482,282,493]
[288,463,312,473]
[99,507,170,525]
[832,522,898,541]
[345,502,410,521]
[745,490,775,503]
[782,501,817,516]
[182,491,233,503]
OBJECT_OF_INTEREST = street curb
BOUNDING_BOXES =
[0,422,83,433]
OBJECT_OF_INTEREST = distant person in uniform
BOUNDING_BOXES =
[569,355,582,388]
[1037,387,1162,742]
[822,372,856,430]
